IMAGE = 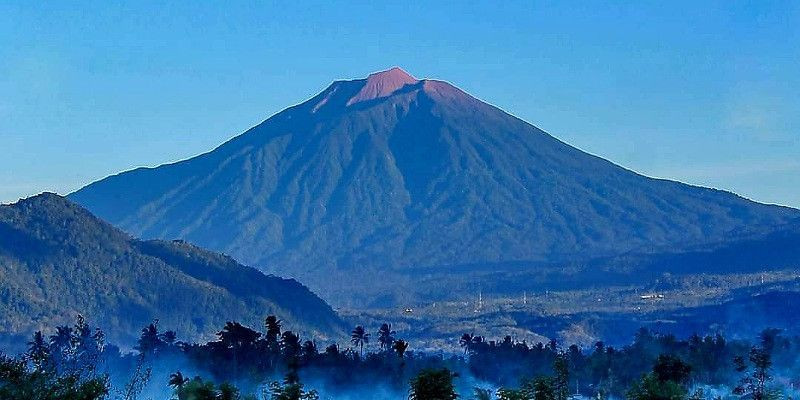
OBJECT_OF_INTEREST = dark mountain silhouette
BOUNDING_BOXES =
[0,193,344,345]
[70,67,800,305]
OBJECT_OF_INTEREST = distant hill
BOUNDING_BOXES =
[70,67,800,305]
[0,193,344,345]
[399,218,800,299]
[588,218,800,278]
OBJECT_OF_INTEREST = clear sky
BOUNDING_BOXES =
[2,1,798,208]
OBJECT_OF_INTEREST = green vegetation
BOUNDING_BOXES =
[626,355,692,400]
[0,193,343,345]
[2,314,798,400]
[408,369,457,400]
[0,315,109,399]
[0,354,108,400]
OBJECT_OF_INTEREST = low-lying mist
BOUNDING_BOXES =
[3,315,800,399]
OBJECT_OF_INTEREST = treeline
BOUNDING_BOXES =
[2,315,799,399]
[462,329,790,400]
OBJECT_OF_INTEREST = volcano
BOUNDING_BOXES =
[70,68,799,305]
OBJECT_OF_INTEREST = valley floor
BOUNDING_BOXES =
[340,270,800,352]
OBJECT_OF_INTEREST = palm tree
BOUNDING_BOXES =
[265,316,282,345]
[50,326,73,349]
[49,325,73,369]
[219,321,261,351]
[27,331,49,370]
[265,315,283,369]
[281,331,302,359]
[350,326,370,358]
[393,339,409,358]
[460,333,474,354]
[136,322,162,355]
[169,371,189,399]
[159,330,178,346]
[218,321,261,379]
[377,323,396,351]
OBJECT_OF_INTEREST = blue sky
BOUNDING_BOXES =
[1,1,798,207]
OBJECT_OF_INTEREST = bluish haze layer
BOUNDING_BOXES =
[1,1,798,206]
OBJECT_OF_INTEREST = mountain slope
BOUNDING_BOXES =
[588,218,800,278]
[70,68,800,304]
[0,193,344,344]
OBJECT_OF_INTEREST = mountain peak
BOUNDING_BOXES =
[347,67,418,105]
[370,66,415,81]
[10,191,71,209]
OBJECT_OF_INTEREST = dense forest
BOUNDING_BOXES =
[0,193,344,345]
[1,314,798,400]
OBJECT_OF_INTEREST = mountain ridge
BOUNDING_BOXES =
[0,192,344,344]
[69,68,800,305]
